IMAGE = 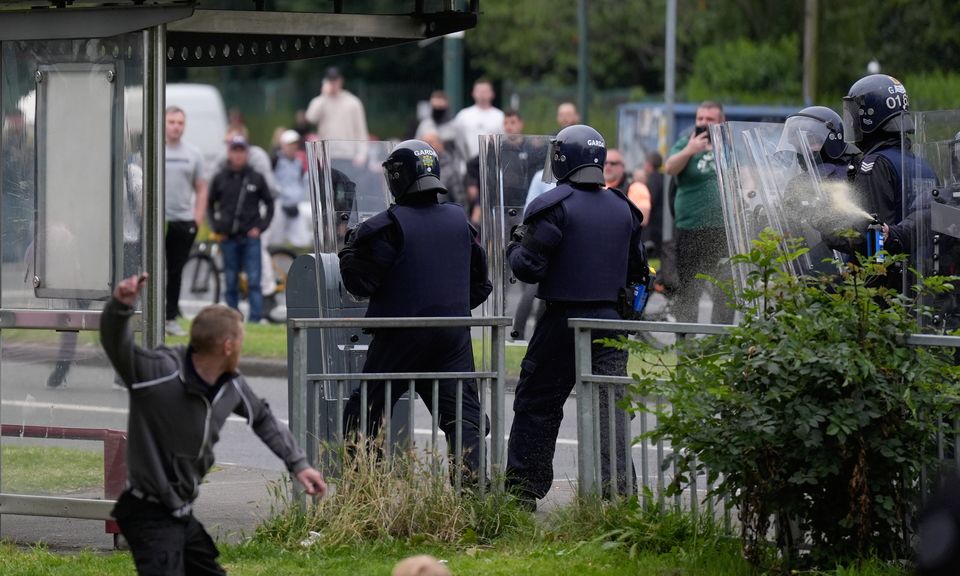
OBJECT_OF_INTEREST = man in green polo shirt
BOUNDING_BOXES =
[664,101,734,324]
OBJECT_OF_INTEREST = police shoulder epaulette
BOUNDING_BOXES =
[610,187,645,222]
[353,210,395,243]
[524,185,573,222]
[860,160,875,173]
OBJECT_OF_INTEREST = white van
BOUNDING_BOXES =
[107,82,227,168]
[165,83,228,168]
[19,82,227,163]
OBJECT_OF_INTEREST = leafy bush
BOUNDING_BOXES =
[614,230,960,568]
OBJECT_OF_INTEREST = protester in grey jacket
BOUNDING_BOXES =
[101,273,326,575]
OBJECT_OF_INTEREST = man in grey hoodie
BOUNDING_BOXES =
[101,273,326,575]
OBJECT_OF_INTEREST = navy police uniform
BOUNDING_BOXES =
[338,140,492,476]
[840,74,938,291]
[505,125,648,503]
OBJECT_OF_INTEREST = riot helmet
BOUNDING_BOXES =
[842,74,913,144]
[777,105,858,162]
[542,124,606,186]
[382,139,446,199]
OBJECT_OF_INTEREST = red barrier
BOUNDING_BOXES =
[0,424,127,536]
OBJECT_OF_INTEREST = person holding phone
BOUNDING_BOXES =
[663,101,733,324]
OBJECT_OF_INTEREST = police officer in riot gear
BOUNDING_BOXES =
[505,125,648,508]
[778,105,858,179]
[776,105,860,273]
[839,74,935,281]
[338,139,492,478]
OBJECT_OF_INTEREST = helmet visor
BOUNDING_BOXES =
[842,97,863,144]
[777,115,829,154]
[541,138,558,184]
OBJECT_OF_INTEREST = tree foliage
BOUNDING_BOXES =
[685,35,802,105]
[466,0,960,105]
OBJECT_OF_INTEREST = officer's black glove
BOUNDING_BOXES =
[343,225,359,247]
[510,224,528,244]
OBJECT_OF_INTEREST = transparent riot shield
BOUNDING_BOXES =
[308,139,393,255]
[297,139,404,464]
[715,121,845,295]
[908,110,960,332]
[784,130,848,276]
[477,133,551,341]
[715,121,794,292]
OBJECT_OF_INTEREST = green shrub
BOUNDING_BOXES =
[613,230,960,569]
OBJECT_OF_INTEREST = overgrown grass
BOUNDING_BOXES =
[254,441,534,549]
[1,445,102,495]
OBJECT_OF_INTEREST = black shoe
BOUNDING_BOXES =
[47,361,70,389]
[513,493,537,513]
[506,485,538,512]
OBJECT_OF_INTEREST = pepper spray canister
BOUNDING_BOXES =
[866,214,884,263]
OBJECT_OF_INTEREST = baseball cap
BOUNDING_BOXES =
[228,135,248,149]
[280,129,300,145]
[324,66,342,80]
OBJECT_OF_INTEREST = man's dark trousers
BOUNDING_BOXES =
[342,326,486,474]
[112,491,225,576]
[506,302,635,499]
[165,220,197,321]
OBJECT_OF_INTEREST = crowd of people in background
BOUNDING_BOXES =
[161,67,672,334]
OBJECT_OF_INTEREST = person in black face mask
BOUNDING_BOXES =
[416,90,453,141]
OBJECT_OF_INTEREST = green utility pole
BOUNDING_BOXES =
[577,0,589,124]
[443,31,464,112]
[443,0,466,112]
[802,0,818,106]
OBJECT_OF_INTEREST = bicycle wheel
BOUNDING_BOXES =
[268,246,297,292]
[180,253,221,307]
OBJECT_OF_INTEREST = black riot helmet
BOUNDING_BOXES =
[777,105,858,162]
[382,139,446,199]
[542,124,606,186]
[842,74,913,145]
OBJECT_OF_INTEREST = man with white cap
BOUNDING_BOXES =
[268,129,310,247]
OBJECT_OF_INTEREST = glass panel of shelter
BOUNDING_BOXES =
[0,34,144,506]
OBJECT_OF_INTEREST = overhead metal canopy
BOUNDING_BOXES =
[0,1,479,66]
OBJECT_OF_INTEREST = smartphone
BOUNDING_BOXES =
[694,125,709,138]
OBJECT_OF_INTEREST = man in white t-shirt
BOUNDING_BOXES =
[304,67,368,164]
[453,79,504,161]
[164,106,207,336]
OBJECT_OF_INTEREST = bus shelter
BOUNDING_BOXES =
[0,0,477,546]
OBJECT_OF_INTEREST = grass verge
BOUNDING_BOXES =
[0,444,908,575]
[0,513,908,576]
[1,445,103,494]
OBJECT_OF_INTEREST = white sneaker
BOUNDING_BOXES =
[165,320,186,337]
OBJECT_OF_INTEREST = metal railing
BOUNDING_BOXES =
[288,316,511,494]
[0,425,126,541]
[572,319,731,520]
[572,318,960,523]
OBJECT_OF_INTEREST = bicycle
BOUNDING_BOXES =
[180,238,298,323]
